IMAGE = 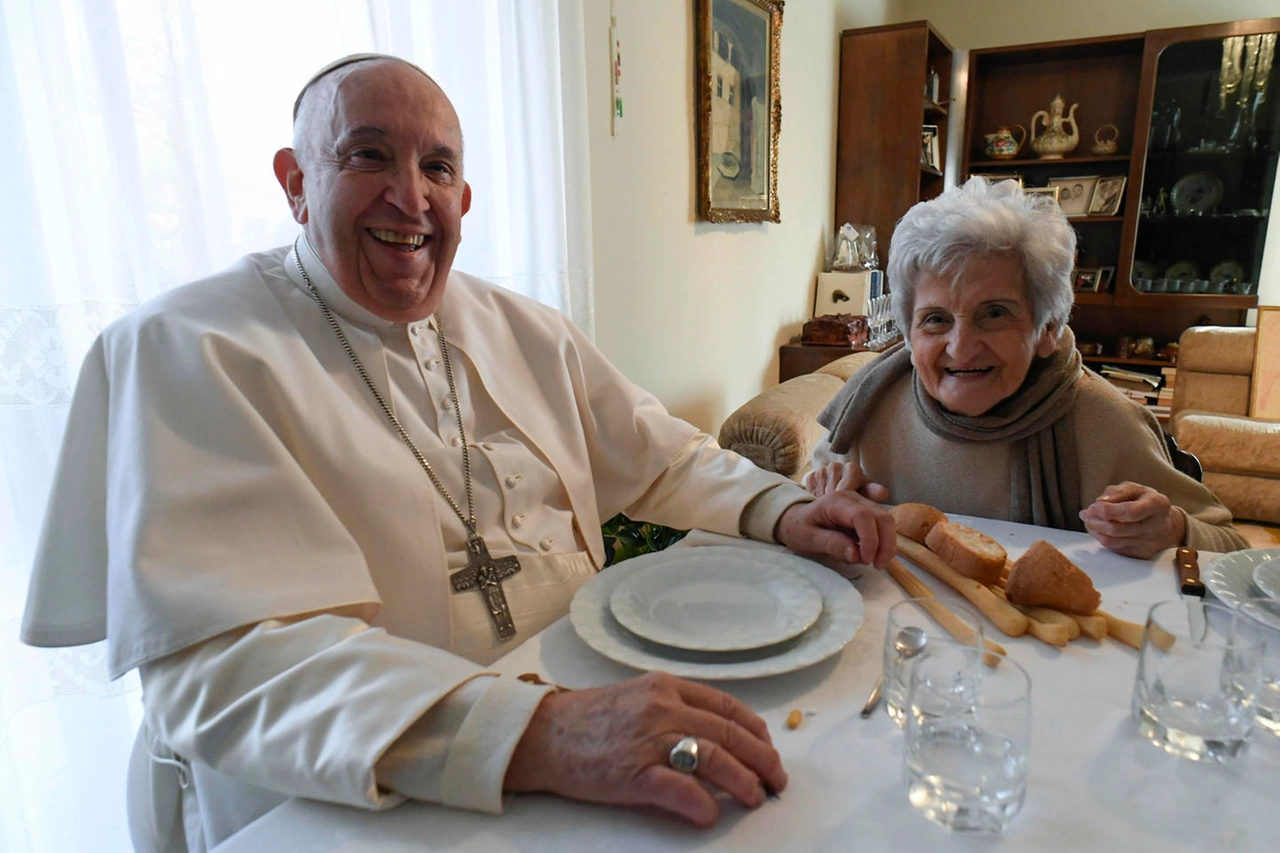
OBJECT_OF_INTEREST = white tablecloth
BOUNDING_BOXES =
[216,516,1280,852]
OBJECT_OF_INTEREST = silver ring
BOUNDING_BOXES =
[668,736,699,773]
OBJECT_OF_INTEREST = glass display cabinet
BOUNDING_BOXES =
[1125,27,1277,306]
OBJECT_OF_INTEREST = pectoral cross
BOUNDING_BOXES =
[451,536,522,641]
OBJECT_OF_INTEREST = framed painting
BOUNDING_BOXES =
[1250,306,1280,420]
[695,0,783,223]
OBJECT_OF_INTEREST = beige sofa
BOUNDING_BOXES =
[718,351,880,480]
[1171,326,1280,524]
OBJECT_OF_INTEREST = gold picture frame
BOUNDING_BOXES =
[1250,306,1280,420]
[695,0,783,223]
[1024,186,1061,204]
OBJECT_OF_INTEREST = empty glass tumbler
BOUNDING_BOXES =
[883,598,984,727]
[1132,599,1264,762]
[904,645,1030,833]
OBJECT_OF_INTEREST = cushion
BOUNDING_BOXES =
[814,350,882,381]
[1175,412,1280,478]
[1178,326,1256,375]
[1173,372,1251,417]
[718,372,845,477]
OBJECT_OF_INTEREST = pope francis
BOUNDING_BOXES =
[21,54,895,852]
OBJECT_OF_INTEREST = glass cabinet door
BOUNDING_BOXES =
[1132,32,1277,299]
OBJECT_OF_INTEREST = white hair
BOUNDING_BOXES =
[887,176,1076,344]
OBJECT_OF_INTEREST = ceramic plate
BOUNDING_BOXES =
[1253,560,1280,600]
[1170,171,1223,215]
[570,546,864,680]
[609,556,823,652]
[1204,549,1280,608]
[1164,260,1200,282]
[1209,259,1245,286]
[1132,259,1158,281]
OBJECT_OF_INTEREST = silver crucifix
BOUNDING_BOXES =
[450,536,522,640]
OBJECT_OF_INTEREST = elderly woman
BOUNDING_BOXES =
[807,177,1246,558]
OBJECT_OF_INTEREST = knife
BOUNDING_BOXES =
[1175,546,1208,643]
[1175,546,1205,597]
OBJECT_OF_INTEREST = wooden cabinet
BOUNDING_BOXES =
[958,19,1279,357]
[835,21,952,270]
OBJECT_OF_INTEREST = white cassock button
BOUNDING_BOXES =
[425,358,438,371]
[481,443,495,451]
[450,435,461,446]
[504,473,522,487]
[441,397,452,410]
[512,513,526,528]
[539,537,554,551]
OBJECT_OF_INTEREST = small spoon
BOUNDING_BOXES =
[860,626,929,718]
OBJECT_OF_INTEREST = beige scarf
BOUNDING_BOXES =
[817,327,1085,531]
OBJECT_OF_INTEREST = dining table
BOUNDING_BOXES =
[215,514,1280,852]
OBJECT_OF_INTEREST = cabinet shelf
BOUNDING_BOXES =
[1068,215,1125,224]
[967,155,1132,168]
[1074,292,1114,306]
[1080,355,1172,367]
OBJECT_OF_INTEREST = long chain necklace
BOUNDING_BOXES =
[292,243,523,640]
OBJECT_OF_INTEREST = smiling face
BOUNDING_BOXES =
[908,254,1058,417]
[274,60,471,322]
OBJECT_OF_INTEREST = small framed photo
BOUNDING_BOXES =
[1097,266,1115,292]
[971,172,1023,187]
[1048,175,1101,217]
[1024,186,1061,205]
[921,124,940,170]
[1088,175,1127,216]
[1073,267,1103,292]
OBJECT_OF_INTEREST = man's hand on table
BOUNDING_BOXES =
[504,671,786,826]
[778,466,895,570]
[1079,481,1186,559]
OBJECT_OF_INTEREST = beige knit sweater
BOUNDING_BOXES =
[813,369,1248,553]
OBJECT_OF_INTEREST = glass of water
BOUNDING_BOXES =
[903,644,1030,833]
[883,598,984,727]
[1238,598,1280,736]
[1132,599,1263,762]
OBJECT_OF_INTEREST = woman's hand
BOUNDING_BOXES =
[804,461,889,502]
[774,490,896,570]
[504,672,786,827]
[1079,481,1186,559]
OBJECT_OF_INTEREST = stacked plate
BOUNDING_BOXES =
[569,545,864,680]
[1204,548,1280,608]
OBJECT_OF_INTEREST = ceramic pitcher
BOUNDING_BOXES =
[1029,94,1079,159]
[983,125,1026,159]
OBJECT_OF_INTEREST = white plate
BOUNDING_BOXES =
[1204,549,1280,608]
[1253,560,1280,599]
[608,555,823,652]
[571,546,864,680]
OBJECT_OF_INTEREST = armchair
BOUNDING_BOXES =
[1171,326,1280,525]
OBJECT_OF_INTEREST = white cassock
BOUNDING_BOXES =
[21,238,812,851]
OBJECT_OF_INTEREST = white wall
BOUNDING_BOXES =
[584,1,903,433]
[903,0,1280,318]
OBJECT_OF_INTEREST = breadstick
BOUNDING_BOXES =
[1099,610,1145,649]
[1067,612,1108,641]
[884,558,1007,666]
[1008,596,1081,640]
[897,536,1029,637]
[990,586,1073,647]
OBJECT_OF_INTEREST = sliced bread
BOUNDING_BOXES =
[891,502,948,545]
[925,521,1007,585]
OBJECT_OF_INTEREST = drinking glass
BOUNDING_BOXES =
[904,645,1030,833]
[883,598,984,727]
[1132,599,1263,762]
[1239,597,1280,736]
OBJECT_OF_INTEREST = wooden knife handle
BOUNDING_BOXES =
[1175,546,1205,596]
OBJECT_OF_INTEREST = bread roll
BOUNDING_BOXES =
[891,503,948,544]
[1006,540,1101,615]
[925,521,1007,585]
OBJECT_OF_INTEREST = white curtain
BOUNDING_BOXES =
[0,1,592,850]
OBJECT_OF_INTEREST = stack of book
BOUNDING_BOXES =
[1156,365,1177,414]
[1098,364,1168,422]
